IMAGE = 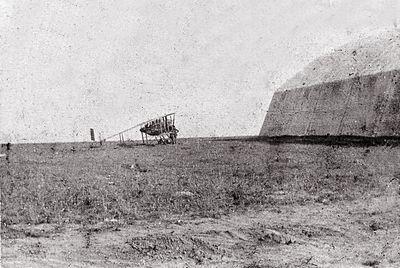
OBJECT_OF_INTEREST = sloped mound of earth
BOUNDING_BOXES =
[281,31,400,90]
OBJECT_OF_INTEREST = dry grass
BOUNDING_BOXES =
[1,139,398,226]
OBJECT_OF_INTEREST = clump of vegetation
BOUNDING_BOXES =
[362,259,380,267]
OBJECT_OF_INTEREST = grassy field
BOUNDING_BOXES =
[2,138,395,225]
[1,138,400,267]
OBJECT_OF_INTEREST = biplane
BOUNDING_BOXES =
[102,113,178,145]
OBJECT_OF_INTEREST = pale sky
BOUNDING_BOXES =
[0,0,398,143]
